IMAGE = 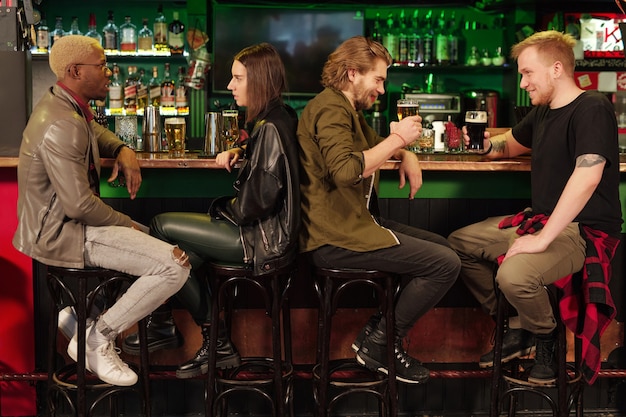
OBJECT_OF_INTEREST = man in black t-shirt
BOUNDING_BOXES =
[448,30,622,385]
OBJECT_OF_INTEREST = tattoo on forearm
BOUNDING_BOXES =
[492,140,506,153]
[576,154,606,167]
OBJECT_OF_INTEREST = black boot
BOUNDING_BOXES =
[479,327,535,368]
[122,305,184,355]
[528,330,557,385]
[356,328,429,384]
[351,312,382,353]
[175,321,241,379]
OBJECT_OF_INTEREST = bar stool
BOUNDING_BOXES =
[45,265,151,417]
[490,283,584,417]
[205,261,295,417]
[313,267,399,417]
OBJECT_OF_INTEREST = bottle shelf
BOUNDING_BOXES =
[389,63,512,71]
[31,50,189,60]
[106,108,189,117]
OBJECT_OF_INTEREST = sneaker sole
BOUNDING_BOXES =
[478,346,536,369]
[350,342,360,353]
[356,352,429,384]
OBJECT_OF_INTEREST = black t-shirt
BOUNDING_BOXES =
[511,90,623,237]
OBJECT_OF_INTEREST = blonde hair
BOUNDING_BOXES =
[49,35,102,79]
[321,36,392,91]
[510,30,576,76]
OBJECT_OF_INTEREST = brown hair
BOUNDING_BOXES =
[321,36,392,91]
[510,30,576,76]
[233,43,287,123]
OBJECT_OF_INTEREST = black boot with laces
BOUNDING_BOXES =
[356,328,429,384]
[527,330,557,385]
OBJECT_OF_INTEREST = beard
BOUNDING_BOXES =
[352,82,376,112]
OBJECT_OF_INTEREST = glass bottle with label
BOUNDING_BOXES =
[36,14,49,52]
[167,11,185,55]
[102,10,119,52]
[149,66,161,107]
[138,18,153,52]
[124,66,139,114]
[160,63,175,108]
[137,69,148,111]
[435,10,449,66]
[50,16,64,48]
[120,16,137,52]
[108,63,124,113]
[175,66,189,114]
[153,3,168,52]
[68,16,82,36]
[85,13,102,44]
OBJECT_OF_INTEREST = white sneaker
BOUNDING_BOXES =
[67,324,138,387]
[58,306,77,341]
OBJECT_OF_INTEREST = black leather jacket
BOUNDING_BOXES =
[210,100,300,275]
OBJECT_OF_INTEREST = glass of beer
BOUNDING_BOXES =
[396,98,420,121]
[465,110,488,152]
[222,109,240,150]
[164,117,186,158]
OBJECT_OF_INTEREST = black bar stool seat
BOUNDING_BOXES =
[45,265,151,417]
[205,261,295,417]
[313,267,399,417]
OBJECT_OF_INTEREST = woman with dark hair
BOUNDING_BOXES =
[125,43,300,379]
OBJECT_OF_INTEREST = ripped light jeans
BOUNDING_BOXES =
[83,225,189,335]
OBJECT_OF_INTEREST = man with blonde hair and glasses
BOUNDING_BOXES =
[297,36,461,384]
[13,35,189,386]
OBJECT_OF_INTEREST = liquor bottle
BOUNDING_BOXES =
[422,10,434,66]
[148,66,161,107]
[408,10,424,66]
[123,66,139,114]
[447,12,463,66]
[397,10,408,65]
[68,16,82,36]
[119,16,137,52]
[382,13,398,63]
[36,14,49,52]
[167,11,185,55]
[85,13,102,45]
[160,63,175,108]
[138,18,153,52]
[153,3,168,52]
[50,16,64,48]
[137,69,149,111]
[102,10,119,52]
[435,10,449,66]
[370,13,382,44]
[108,63,124,112]
[93,100,108,128]
[175,66,189,114]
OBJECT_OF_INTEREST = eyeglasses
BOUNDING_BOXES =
[75,62,110,72]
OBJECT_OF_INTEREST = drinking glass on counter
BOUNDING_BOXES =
[396,98,419,121]
[222,109,239,150]
[418,127,434,153]
[465,110,488,152]
[164,117,186,158]
[115,115,138,150]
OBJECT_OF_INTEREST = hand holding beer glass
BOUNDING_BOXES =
[164,117,187,158]
[464,110,488,152]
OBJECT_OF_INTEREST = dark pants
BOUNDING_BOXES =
[150,212,244,325]
[308,218,461,338]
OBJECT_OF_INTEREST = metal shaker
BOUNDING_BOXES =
[204,112,222,156]
[142,106,162,152]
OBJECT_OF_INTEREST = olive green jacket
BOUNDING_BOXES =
[297,87,399,253]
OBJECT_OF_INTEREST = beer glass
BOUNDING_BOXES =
[465,110,488,152]
[396,98,420,121]
[164,117,186,158]
[222,109,239,150]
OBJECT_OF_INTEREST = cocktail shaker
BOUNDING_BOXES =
[204,112,222,156]
[142,106,162,152]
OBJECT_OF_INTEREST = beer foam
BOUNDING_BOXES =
[465,111,488,123]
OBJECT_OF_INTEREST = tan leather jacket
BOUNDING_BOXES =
[13,84,132,268]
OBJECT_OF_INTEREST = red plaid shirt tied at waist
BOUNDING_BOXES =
[498,210,619,384]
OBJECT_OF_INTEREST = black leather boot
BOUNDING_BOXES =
[122,305,184,355]
[176,321,241,379]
